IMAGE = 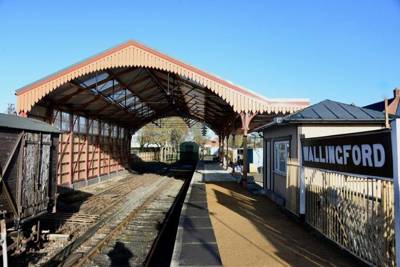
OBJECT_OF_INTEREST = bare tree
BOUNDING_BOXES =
[191,126,207,146]
[6,103,16,115]
[137,117,189,149]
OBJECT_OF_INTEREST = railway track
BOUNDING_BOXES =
[36,175,159,261]
[65,179,183,267]
[42,176,172,267]
[10,162,194,267]
[9,169,176,265]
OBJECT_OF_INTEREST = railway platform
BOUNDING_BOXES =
[172,161,362,267]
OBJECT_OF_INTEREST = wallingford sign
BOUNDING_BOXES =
[301,130,393,178]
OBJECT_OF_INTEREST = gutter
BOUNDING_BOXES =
[255,119,387,132]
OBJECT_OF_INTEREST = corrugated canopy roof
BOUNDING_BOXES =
[15,40,309,133]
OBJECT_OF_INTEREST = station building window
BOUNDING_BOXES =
[61,112,71,131]
[89,119,99,135]
[102,122,110,137]
[274,140,289,175]
[119,127,125,139]
[53,110,61,130]
[79,116,87,133]
[111,125,118,138]
[73,115,87,134]
[53,110,71,132]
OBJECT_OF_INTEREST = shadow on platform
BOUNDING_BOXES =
[207,182,364,267]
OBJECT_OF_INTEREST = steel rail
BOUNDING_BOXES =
[144,167,194,266]
[61,180,171,267]
[42,176,152,267]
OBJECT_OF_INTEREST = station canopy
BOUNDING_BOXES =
[16,40,309,134]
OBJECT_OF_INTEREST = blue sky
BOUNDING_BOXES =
[0,0,399,113]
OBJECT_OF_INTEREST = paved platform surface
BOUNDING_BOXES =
[173,162,361,267]
[171,162,223,266]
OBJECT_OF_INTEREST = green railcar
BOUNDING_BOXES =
[179,142,199,164]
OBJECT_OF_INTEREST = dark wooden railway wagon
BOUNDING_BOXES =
[179,142,199,164]
[0,113,60,226]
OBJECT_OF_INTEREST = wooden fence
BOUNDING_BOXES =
[286,161,395,266]
[131,149,180,163]
[131,151,160,162]
[286,160,301,215]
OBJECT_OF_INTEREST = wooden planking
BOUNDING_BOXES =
[286,159,300,215]
[57,132,128,186]
[20,132,56,219]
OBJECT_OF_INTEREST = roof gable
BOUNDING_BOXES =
[15,40,309,115]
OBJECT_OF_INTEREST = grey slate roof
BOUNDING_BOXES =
[256,99,385,131]
[288,99,385,121]
[363,99,392,112]
[0,113,60,133]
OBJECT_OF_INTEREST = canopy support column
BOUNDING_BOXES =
[218,134,221,163]
[220,134,226,166]
[225,134,229,170]
[231,133,236,173]
[240,112,257,188]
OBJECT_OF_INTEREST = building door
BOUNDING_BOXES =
[21,133,52,218]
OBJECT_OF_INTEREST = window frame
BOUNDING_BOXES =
[78,116,87,134]
[53,110,71,132]
[273,140,290,176]
[90,119,99,136]
[102,122,110,137]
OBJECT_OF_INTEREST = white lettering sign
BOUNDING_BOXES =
[303,143,386,168]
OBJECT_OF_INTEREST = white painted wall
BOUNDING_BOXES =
[262,123,385,204]
[299,124,383,138]
[252,148,263,167]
